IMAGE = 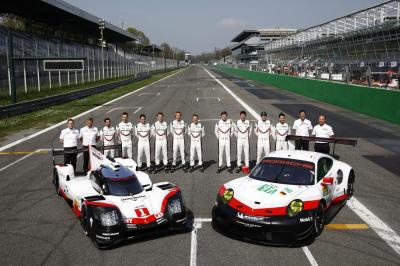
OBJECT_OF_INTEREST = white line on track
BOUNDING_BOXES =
[0,69,183,153]
[0,153,35,172]
[138,92,160,96]
[347,197,400,255]
[106,106,142,114]
[190,221,202,266]
[196,97,221,103]
[0,149,49,172]
[302,247,318,266]
[203,66,400,261]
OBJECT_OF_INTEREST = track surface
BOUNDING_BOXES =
[0,65,399,265]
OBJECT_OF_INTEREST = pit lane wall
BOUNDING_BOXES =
[215,66,400,125]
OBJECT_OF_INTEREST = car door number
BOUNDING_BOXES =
[135,207,150,217]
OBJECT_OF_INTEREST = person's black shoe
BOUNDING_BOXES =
[216,167,222,174]
[235,166,242,173]
[149,165,156,174]
[183,164,189,173]
[165,164,170,173]
[199,166,204,173]
[228,166,233,174]
[189,166,195,173]
[170,166,176,173]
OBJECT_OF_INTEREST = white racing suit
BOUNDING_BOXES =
[171,120,186,166]
[273,122,292,151]
[116,122,133,158]
[151,121,169,166]
[135,123,151,167]
[254,120,273,163]
[188,122,205,166]
[215,119,233,168]
[234,120,252,167]
[100,126,116,158]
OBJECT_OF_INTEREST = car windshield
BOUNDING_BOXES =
[101,166,143,196]
[249,158,315,185]
[105,176,143,196]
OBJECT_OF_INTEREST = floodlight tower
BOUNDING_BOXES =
[98,19,106,79]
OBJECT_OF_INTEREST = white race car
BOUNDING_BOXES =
[212,136,356,245]
[52,146,191,248]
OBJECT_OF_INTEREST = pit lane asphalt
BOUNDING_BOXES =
[0,65,399,265]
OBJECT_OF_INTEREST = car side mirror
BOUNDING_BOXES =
[322,177,334,185]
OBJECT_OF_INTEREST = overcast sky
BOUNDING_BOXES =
[66,0,385,55]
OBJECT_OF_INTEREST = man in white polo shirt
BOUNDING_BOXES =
[79,117,99,173]
[59,118,79,170]
[293,109,313,150]
[312,115,335,154]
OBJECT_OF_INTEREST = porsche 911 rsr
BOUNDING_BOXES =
[52,146,190,248]
[212,137,356,245]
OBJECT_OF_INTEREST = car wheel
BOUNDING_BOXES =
[347,171,355,199]
[313,203,325,237]
[80,204,89,236]
[53,171,60,195]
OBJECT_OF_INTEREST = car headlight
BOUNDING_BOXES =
[168,198,182,215]
[221,188,234,204]
[100,210,120,226]
[287,199,304,217]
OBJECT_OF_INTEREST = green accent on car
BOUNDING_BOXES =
[257,184,278,194]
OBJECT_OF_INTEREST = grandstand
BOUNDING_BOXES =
[252,0,400,89]
[0,0,178,103]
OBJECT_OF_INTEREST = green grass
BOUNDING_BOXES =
[0,69,178,141]
[0,75,140,106]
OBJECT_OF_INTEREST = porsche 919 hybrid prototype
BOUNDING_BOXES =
[52,146,190,248]
[212,136,356,245]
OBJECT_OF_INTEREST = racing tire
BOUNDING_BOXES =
[80,204,89,236]
[53,170,60,196]
[347,171,355,199]
[312,202,325,237]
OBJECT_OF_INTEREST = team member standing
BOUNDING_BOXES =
[215,111,234,174]
[99,117,116,158]
[135,114,151,170]
[188,114,205,172]
[312,115,335,154]
[79,117,99,173]
[273,113,291,151]
[293,109,313,150]
[170,111,187,172]
[254,112,273,163]
[151,112,169,172]
[234,111,252,173]
[59,118,79,170]
[116,112,134,159]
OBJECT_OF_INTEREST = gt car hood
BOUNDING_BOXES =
[226,176,317,209]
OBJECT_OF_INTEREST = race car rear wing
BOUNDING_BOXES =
[51,144,122,165]
[285,135,357,157]
[285,135,357,146]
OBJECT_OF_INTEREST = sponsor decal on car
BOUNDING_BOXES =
[121,195,146,202]
[96,235,110,240]
[262,159,314,169]
[237,212,264,222]
[127,223,137,229]
[102,232,119,236]
[299,217,313,223]
[236,220,262,228]
[322,185,328,196]
[257,183,278,195]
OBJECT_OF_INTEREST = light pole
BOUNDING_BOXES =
[98,19,106,80]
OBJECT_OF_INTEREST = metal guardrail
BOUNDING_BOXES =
[0,67,180,118]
